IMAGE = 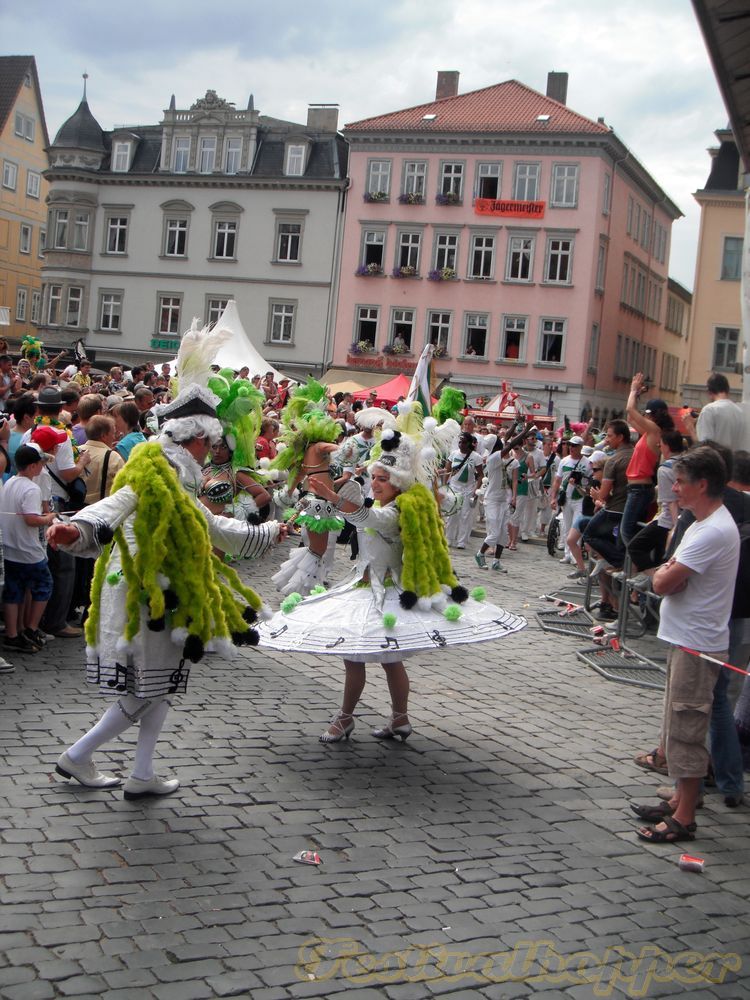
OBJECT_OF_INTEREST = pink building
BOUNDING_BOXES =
[329,72,683,424]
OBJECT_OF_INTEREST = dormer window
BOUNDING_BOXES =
[112,141,131,172]
[199,136,217,174]
[285,143,306,177]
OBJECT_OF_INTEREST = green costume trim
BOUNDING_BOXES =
[270,378,341,486]
[395,483,458,598]
[296,513,345,533]
[84,442,261,650]
[207,371,266,472]
[433,387,466,426]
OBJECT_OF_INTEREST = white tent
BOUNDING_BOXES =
[158,301,289,381]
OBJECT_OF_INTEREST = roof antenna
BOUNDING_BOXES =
[82,72,88,101]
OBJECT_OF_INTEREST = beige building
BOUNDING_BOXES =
[0,56,49,346]
[683,128,744,406]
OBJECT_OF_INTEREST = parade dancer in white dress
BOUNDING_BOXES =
[259,405,526,743]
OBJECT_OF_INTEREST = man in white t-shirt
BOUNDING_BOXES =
[443,432,484,548]
[475,442,518,572]
[550,436,592,563]
[634,446,740,845]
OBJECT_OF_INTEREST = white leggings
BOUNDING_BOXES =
[67,694,172,781]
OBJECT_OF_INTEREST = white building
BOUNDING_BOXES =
[39,87,348,373]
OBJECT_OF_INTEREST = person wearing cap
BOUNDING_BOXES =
[550,435,592,564]
[564,450,608,580]
[0,444,56,656]
[46,326,288,801]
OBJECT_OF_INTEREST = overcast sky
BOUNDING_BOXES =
[3,0,729,288]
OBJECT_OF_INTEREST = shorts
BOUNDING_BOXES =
[2,558,53,604]
[662,644,724,780]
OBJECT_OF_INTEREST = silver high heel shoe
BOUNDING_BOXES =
[319,710,355,744]
[372,715,412,741]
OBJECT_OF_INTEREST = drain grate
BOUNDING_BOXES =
[576,645,665,690]
[537,608,594,637]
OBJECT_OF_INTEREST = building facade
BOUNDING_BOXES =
[0,56,49,345]
[39,88,348,372]
[330,72,685,423]
[682,128,744,406]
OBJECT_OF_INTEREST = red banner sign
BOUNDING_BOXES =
[475,198,546,219]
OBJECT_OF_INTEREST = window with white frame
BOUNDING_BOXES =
[199,136,217,174]
[500,316,527,361]
[362,229,385,268]
[355,306,378,349]
[31,290,41,324]
[475,162,501,199]
[713,327,740,371]
[633,203,641,242]
[506,234,534,281]
[588,323,600,373]
[14,111,34,141]
[721,236,743,280]
[602,173,611,215]
[164,218,188,257]
[641,212,651,251]
[636,270,646,313]
[469,234,495,278]
[73,211,90,251]
[285,144,306,176]
[440,162,463,198]
[390,308,414,351]
[595,243,607,290]
[550,164,579,207]
[427,311,451,353]
[213,220,237,259]
[397,232,421,271]
[512,162,540,201]
[26,170,40,198]
[660,353,679,393]
[621,262,629,303]
[539,318,566,363]
[269,301,296,344]
[19,224,32,254]
[47,285,62,324]
[666,294,685,335]
[106,216,128,254]
[434,233,458,271]
[276,222,302,262]
[464,313,488,356]
[100,292,122,331]
[66,287,83,327]
[2,160,18,190]
[173,137,190,173]
[544,237,573,283]
[207,297,230,327]
[225,137,242,174]
[38,227,46,258]
[403,161,426,198]
[112,142,130,172]
[159,296,181,335]
[367,160,391,196]
[626,196,634,235]
[16,287,27,321]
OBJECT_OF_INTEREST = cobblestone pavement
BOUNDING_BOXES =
[1,531,749,999]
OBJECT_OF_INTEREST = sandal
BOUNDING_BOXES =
[630,801,674,822]
[634,747,668,775]
[636,816,696,844]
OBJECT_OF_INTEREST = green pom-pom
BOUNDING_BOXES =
[288,592,302,604]
[470,587,486,602]
[383,612,397,629]
[310,585,327,595]
[281,596,298,614]
[443,604,462,621]
[106,571,121,586]
[224,553,234,564]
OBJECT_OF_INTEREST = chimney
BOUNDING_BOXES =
[546,71,568,105]
[307,105,339,132]
[436,71,459,100]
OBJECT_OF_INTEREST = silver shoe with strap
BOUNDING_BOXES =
[372,714,413,741]
[319,711,355,744]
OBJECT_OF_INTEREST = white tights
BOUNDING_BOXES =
[67,694,172,780]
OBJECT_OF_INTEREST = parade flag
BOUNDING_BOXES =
[407,343,434,415]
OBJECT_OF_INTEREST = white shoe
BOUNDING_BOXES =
[491,561,508,573]
[0,656,14,674]
[474,553,488,569]
[588,557,610,578]
[558,555,572,564]
[56,751,121,788]
[123,774,180,800]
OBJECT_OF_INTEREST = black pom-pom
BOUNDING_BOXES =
[364,497,375,508]
[163,589,179,611]
[451,585,469,604]
[380,430,401,452]
[242,606,258,625]
[96,524,114,545]
[246,628,260,646]
[231,628,259,647]
[147,616,166,632]
[399,590,418,609]
[183,634,204,663]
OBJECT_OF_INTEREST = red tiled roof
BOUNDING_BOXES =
[345,80,610,136]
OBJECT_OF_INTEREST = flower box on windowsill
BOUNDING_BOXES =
[349,341,376,355]
[427,268,457,282]
[391,266,418,278]
[382,344,411,356]
[364,191,388,203]
[355,264,384,276]
[431,346,449,359]
[398,193,425,205]
[435,192,462,206]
